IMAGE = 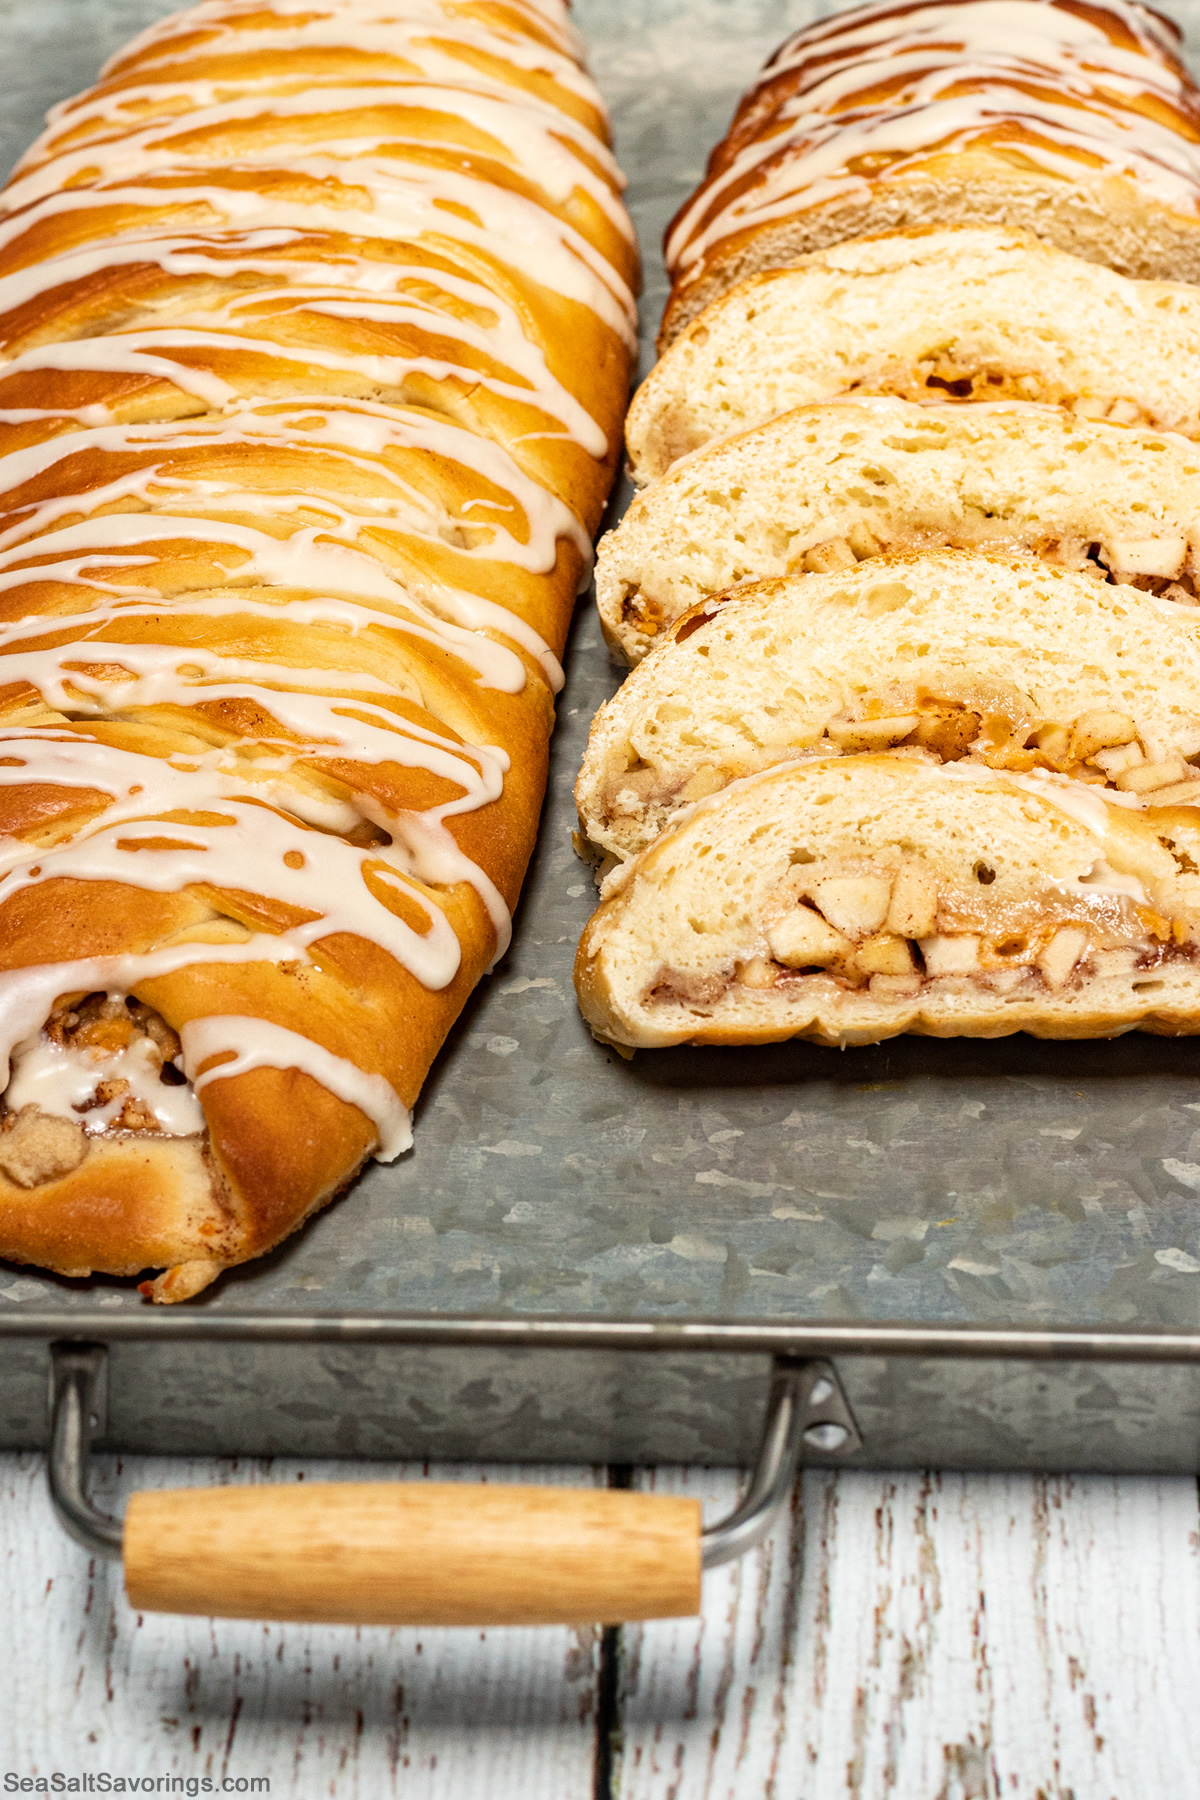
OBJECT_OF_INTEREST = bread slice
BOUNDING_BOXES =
[660,0,1200,344]
[601,396,1200,660]
[578,550,1200,868]
[575,753,1200,1048]
[628,228,1200,484]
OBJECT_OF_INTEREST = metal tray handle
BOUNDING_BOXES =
[48,1345,859,1626]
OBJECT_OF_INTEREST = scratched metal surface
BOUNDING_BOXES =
[3,0,1200,1353]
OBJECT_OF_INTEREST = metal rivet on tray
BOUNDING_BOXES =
[804,1422,850,1452]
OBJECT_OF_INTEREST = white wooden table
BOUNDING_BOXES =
[3,1453,1199,1797]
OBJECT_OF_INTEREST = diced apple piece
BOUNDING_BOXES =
[1115,753,1191,793]
[738,955,778,990]
[913,709,982,760]
[1031,723,1071,762]
[1092,741,1144,777]
[802,537,857,574]
[1037,926,1090,991]
[1145,781,1200,807]
[919,934,981,975]
[855,933,914,976]
[1069,710,1137,763]
[810,874,892,938]
[767,906,851,968]
[1104,536,1187,579]
[847,521,880,560]
[679,764,727,803]
[1093,948,1139,976]
[983,967,1030,994]
[886,859,938,938]
[825,712,921,752]
[869,972,922,998]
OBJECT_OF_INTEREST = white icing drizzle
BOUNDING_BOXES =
[666,0,1200,279]
[0,166,636,345]
[75,19,598,122]
[0,793,464,979]
[0,720,513,948]
[0,935,336,1091]
[0,277,613,457]
[90,0,588,104]
[0,0,628,1167]
[0,513,529,691]
[0,403,591,577]
[5,85,629,230]
[180,1012,411,1157]
[6,1028,204,1134]
[0,563,566,694]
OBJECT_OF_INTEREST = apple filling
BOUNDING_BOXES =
[823,701,1200,801]
[607,700,1200,839]
[618,520,1198,642]
[0,993,203,1188]
[645,856,1188,1010]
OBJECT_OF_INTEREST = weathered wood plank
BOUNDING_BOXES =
[10,1452,1200,1799]
[619,1465,1200,1800]
[0,1452,603,1796]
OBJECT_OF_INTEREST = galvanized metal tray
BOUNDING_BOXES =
[5,0,1200,1476]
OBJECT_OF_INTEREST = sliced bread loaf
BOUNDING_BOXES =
[628,227,1200,483]
[602,396,1200,661]
[579,550,1200,866]
[576,753,1200,1048]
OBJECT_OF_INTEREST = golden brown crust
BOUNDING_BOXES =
[0,1135,236,1280]
[0,245,632,530]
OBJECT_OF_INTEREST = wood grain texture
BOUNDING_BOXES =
[0,1452,604,1796]
[125,1482,702,1625]
[619,1465,1200,1800]
[7,1452,1200,1797]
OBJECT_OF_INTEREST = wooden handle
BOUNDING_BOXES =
[123,1482,703,1625]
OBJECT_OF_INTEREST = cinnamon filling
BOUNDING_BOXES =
[644,856,1192,1012]
[0,993,202,1188]
[619,520,1200,639]
[607,697,1200,830]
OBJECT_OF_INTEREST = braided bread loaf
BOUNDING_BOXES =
[661,0,1200,346]
[0,0,635,1301]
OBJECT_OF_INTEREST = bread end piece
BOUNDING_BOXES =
[659,166,1200,349]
